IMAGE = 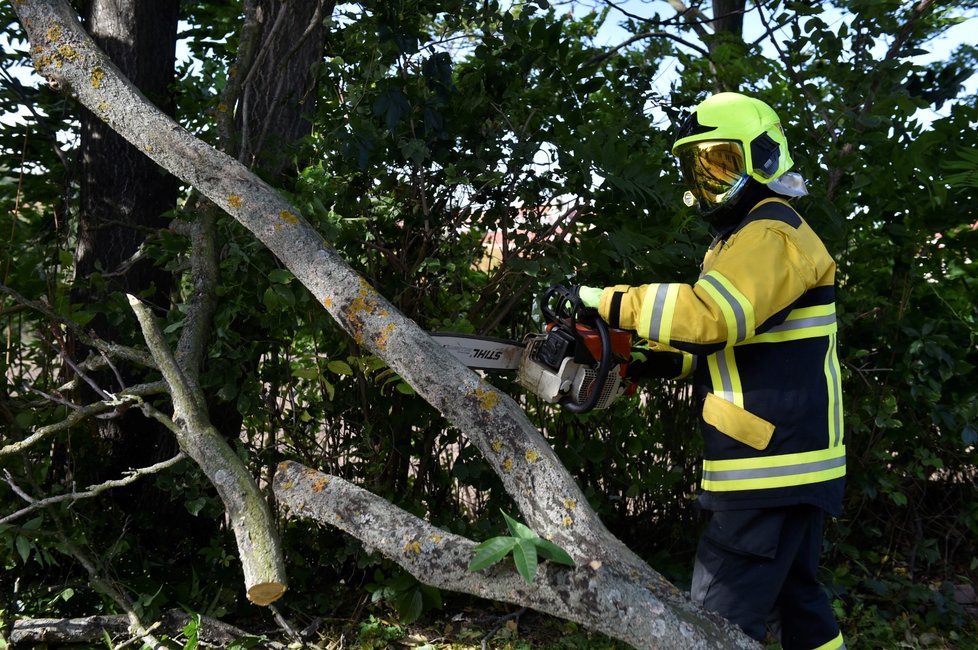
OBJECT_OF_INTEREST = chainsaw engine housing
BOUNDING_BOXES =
[517,332,625,409]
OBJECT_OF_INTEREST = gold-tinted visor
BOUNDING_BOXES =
[676,140,748,208]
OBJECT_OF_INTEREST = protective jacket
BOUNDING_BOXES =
[595,198,845,515]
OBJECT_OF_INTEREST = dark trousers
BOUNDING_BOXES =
[691,505,844,650]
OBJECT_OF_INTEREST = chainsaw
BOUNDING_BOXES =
[431,285,634,413]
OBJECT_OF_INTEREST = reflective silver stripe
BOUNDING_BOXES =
[700,274,748,342]
[765,313,836,333]
[713,350,735,402]
[828,333,843,446]
[703,455,846,483]
[646,284,671,341]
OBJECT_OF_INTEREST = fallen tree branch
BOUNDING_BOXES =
[9,610,253,647]
[274,461,755,650]
[8,0,619,557]
[127,295,287,606]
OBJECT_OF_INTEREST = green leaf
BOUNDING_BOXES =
[15,536,30,563]
[268,269,293,283]
[398,138,429,165]
[533,538,575,566]
[262,287,279,311]
[419,584,442,611]
[468,537,517,572]
[512,538,538,584]
[501,511,537,540]
[395,588,423,624]
[22,516,43,531]
[185,497,208,516]
[291,367,320,380]
[395,382,415,396]
[322,379,336,402]
[163,320,185,334]
[183,612,200,650]
[327,360,354,376]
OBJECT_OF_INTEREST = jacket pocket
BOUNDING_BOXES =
[702,393,775,451]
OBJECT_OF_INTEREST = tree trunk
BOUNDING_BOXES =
[710,0,744,42]
[203,0,332,445]
[68,0,183,539]
[236,0,332,175]
[76,0,178,313]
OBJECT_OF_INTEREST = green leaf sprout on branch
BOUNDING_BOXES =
[467,511,575,584]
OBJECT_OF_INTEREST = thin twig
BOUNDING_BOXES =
[0,284,156,369]
[268,605,301,645]
[0,453,186,526]
[0,389,154,458]
[113,621,163,650]
[585,29,710,67]
[23,382,83,410]
[52,341,116,401]
[99,349,128,390]
[481,607,528,650]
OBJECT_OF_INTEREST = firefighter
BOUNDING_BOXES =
[577,92,846,650]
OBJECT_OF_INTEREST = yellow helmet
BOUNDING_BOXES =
[671,93,793,213]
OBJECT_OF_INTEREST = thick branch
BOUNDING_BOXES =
[174,200,219,379]
[128,295,287,605]
[274,461,758,650]
[9,610,252,647]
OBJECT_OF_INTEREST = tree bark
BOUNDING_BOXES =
[9,1,759,646]
[75,0,179,296]
[128,295,287,605]
[710,0,745,42]
[70,0,182,529]
[236,0,332,175]
[9,610,251,646]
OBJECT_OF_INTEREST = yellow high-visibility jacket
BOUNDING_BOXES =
[596,198,845,515]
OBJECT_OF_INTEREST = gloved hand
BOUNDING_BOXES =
[577,285,603,309]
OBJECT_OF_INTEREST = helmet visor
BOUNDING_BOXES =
[676,140,748,208]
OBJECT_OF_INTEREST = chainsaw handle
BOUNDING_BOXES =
[540,284,576,324]
[539,284,612,413]
[543,284,601,322]
[560,312,613,414]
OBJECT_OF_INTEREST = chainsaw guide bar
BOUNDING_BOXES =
[430,332,525,371]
